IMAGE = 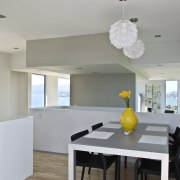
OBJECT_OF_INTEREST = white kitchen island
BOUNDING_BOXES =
[0,116,33,180]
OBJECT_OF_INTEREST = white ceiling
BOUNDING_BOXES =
[1,0,180,79]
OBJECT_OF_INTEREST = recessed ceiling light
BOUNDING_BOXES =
[130,18,138,23]
[0,14,6,19]
[76,67,83,70]
[157,64,163,67]
[155,35,161,38]
[160,73,164,74]
[14,47,19,50]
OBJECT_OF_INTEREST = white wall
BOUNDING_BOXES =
[10,52,29,115]
[136,80,147,112]
[11,52,26,70]
[30,107,122,153]
[17,72,29,115]
[10,72,19,117]
[0,53,29,120]
[26,33,128,67]
[0,53,10,120]
[136,42,180,64]
[26,34,180,77]
[10,71,28,117]
[46,76,58,106]
[30,107,180,154]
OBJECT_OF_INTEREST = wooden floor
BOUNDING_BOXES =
[26,151,170,180]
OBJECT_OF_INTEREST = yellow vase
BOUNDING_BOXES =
[120,108,138,135]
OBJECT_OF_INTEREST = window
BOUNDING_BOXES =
[58,77,70,106]
[166,81,178,113]
[31,74,45,108]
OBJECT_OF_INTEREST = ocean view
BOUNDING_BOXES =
[32,94,70,108]
[166,97,177,106]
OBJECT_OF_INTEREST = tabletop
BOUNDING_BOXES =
[71,122,169,155]
[69,122,169,180]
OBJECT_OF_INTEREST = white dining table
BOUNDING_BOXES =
[68,122,169,180]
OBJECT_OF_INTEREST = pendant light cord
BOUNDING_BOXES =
[122,0,125,21]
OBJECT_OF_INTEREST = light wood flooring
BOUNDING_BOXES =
[26,151,171,180]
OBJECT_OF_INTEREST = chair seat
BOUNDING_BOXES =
[135,145,180,180]
[170,144,176,157]
[76,152,116,169]
[89,155,116,169]
[140,159,176,177]
[76,151,91,165]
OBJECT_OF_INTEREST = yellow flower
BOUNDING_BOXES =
[119,90,132,108]
[119,91,131,98]
[127,91,131,98]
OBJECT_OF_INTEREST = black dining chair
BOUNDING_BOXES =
[91,122,127,169]
[71,129,119,180]
[134,145,180,180]
[169,128,180,158]
[169,127,180,141]
[165,109,175,113]
[89,122,108,175]
[92,122,103,131]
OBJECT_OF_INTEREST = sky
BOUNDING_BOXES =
[32,74,44,85]
[166,81,178,93]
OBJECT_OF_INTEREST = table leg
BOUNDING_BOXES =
[161,154,169,180]
[68,144,76,180]
[115,156,121,180]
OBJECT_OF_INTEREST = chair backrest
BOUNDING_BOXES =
[173,128,180,145]
[173,127,180,139]
[71,129,89,142]
[164,110,174,113]
[172,145,180,179]
[71,130,91,164]
[92,122,103,131]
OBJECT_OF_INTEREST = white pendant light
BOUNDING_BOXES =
[123,39,145,59]
[109,20,138,49]
[109,0,138,49]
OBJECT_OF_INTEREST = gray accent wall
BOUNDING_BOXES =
[71,73,136,109]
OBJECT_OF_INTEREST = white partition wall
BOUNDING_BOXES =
[30,106,180,154]
[31,107,121,153]
[0,116,33,180]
